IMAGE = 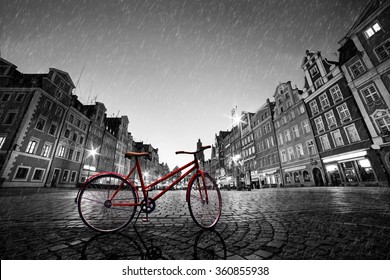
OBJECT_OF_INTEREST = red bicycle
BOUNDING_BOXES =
[76,145,222,233]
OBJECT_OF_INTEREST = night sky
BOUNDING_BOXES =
[1,0,368,169]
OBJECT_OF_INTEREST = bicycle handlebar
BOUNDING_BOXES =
[175,145,211,155]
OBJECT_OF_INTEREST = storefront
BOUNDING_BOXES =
[259,168,280,188]
[322,150,377,186]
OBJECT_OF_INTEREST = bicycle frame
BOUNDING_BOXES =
[107,156,208,208]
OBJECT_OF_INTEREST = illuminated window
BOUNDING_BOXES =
[0,136,6,149]
[26,140,38,154]
[364,22,382,39]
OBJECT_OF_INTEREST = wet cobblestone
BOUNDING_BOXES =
[1,186,390,260]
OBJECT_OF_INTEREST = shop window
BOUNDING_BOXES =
[303,171,310,182]
[294,172,300,183]
[358,159,375,182]
[285,173,291,183]
[342,162,358,182]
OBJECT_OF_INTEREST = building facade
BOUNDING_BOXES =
[273,81,324,187]
[301,50,384,186]
[252,99,281,187]
[338,0,390,185]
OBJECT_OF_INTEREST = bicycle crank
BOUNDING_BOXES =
[140,198,156,214]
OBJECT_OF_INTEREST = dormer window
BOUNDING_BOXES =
[314,78,324,89]
[59,80,66,89]
[310,65,319,77]
[364,22,382,39]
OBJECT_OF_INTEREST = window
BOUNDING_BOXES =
[69,114,74,124]
[364,22,382,39]
[360,84,381,104]
[306,140,316,155]
[58,146,66,158]
[373,110,390,134]
[14,166,30,180]
[310,65,319,76]
[310,100,319,115]
[79,136,84,145]
[301,119,311,133]
[330,84,343,103]
[325,110,337,128]
[284,129,291,142]
[331,130,344,147]
[72,132,78,142]
[59,80,66,89]
[54,89,62,99]
[64,129,71,138]
[290,110,295,119]
[3,112,17,125]
[75,151,81,162]
[296,143,304,157]
[32,169,45,181]
[16,93,26,102]
[319,93,330,109]
[294,172,300,183]
[62,170,70,182]
[344,124,360,143]
[35,117,46,131]
[320,135,331,150]
[349,60,365,78]
[277,133,283,145]
[70,171,77,183]
[68,149,74,160]
[299,105,305,114]
[292,125,300,138]
[282,115,287,124]
[1,92,11,102]
[303,171,310,182]
[337,103,351,122]
[0,136,6,149]
[287,147,295,161]
[375,40,390,61]
[48,123,58,136]
[44,100,53,111]
[55,107,63,117]
[314,116,325,132]
[285,173,290,183]
[83,123,88,131]
[26,140,38,154]
[41,144,51,157]
[314,78,324,89]
[280,150,287,163]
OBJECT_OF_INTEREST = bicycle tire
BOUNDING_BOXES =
[188,173,222,229]
[78,173,138,233]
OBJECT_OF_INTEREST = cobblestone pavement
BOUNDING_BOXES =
[1,186,390,260]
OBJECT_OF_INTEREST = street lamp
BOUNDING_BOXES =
[83,146,99,180]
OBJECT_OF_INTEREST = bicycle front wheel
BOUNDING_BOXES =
[78,173,138,233]
[188,173,222,229]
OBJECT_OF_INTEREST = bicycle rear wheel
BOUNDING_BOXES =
[78,173,138,233]
[188,173,222,229]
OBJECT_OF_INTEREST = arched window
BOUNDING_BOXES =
[373,110,390,134]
